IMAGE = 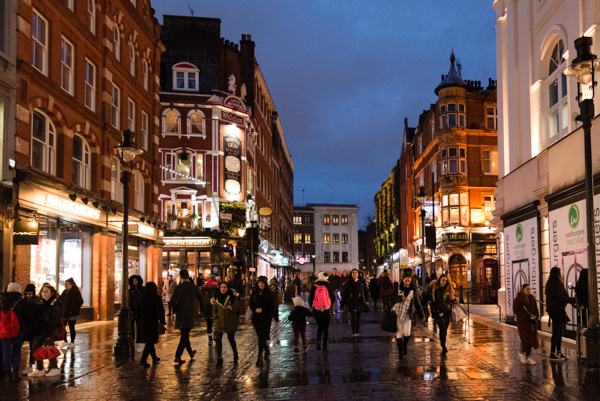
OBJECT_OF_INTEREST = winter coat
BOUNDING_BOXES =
[328,274,342,291]
[249,289,279,332]
[128,275,144,318]
[341,279,369,312]
[369,278,379,299]
[212,294,239,334]
[293,277,302,293]
[166,281,176,299]
[427,281,456,319]
[545,279,572,313]
[22,295,38,341]
[170,281,202,329]
[33,295,62,339]
[284,282,296,304]
[397,283,425,320]
[136,292,165,344]
[288,306,312,329]
[200,281,218,319]
[308,280,335,317]
[513,292,539,349]
[378,275,393,297]
[230,278,244,295]
[59,288,83,320]
[0,292,32,334]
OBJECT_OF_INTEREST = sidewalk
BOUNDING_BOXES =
[0,299,591,400]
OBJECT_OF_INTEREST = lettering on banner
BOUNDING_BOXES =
[45,194,101,220]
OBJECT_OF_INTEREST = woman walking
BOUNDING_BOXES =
[59,278,83,349]
[392,269,425,359]
[212,282,239,367]
[22,284,38,374]
[513,284,539,365]
[28,285,62,378]
[341,269,369,342]
[1,283,32,381]
[200,276,218,344]
[249,276,280,366]
[136,282,165,367]
[308,272,334,353]
[369,276,380,311]
[427,273,456,354]
[128,275,144,343]
[545,267,574,360]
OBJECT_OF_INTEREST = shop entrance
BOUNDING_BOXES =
[448,254,468,289]
[479,258,499,303]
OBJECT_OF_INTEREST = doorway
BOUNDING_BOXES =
[448,254,468,289]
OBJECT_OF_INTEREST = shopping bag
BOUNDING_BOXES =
[55,319,67,341]
[450,303,467,322]
[380,310,398,332]
[244,305,253,322]
[34,345,61,360]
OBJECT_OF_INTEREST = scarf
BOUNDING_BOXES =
[392,290,414,331]
[216,290,230,306]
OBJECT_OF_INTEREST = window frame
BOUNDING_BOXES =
[127,98,135,132]
[60,37,74,95]
[87,0,96,35]
[323,233,330,244]
[129,42,136,76]
[32,110,56,175]
[143,59,148,91]
[111,157,123,203]
[72,134,91,189]
[172,62,199,92]
[341,215,348,225]
[546,39,568,141]
[113,25,121,61]
[162,108,181,134]
[486,106,497,130]
[482,149,498,175]
[187,110,206,137]
[441,147,467,175]
[439,102,466,129]
[32,10,48,75]
[134,170,144,212]
[141,111,149,151]
[84,59,96,111]
[111,84,120,129]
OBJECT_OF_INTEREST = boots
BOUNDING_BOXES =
[233,352,239,364]
[396,339,403,359]
[402,336,410,355]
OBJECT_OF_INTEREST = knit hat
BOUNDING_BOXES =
[24,284,36,294]
[257,276,268,284]
[317,272,327,282]
[7,282,22,294]
[292,296,305,307]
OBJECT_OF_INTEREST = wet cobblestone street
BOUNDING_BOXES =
[0,300,591,400]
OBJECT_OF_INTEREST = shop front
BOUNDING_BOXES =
[162,236,215,281]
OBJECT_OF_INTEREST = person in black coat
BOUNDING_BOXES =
[426,273,456,354]
[136,282,165,367]
[309,272,335,353]
[575,269,589,328]
[249,276,280,366]
[341,269,369,341]
[170,270,202,364]
[369,277,380,311]
[59,278,84,348]
[128,275,144,343]
[1,283,33,381]
[28,285,62,378]
[392,269,425,359]
[288,296,312,354]
[200,277,218,343]
[22,284,38,374]
[545,267,575,360]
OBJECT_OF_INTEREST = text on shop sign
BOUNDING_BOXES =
[45,194,101,219]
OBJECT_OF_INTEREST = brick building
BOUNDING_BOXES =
[11,0,163,321]
[293,205,315,274]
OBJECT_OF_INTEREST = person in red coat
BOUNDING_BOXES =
[377,271,393,310]
[513,284,539,365]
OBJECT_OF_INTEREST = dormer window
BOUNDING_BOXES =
[172,62,199,91]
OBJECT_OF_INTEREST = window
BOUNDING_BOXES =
[431,160,437,182]
[342,252,348,263]
[72,135,90,189]
[333,234,339,244]
[141,111,148,151]
[482,150,498,174]
[293,215,302,224]
[323,233,330,244]
[128,99,135,131]
[323,215,330,225]
[332,252,339,263]
[111,85,120,129]
[440,102,466,128]
[442,192,469,226]
[342,234,348,244]
[303,215,313,224]
[441,147,467,175]
[64,0,74,10]
[84,60,96,111]
[294,233,302,243]
[32,111,56,174]
[113,25,120,61]
[143,60,148,91]
[332,215,339,225]
[188,110,205,135]
[324,252,330,263]
[134,171,144,211]
[163,109,180,133]
[547,39,568,140]
[430,119,435,139]
[484,195,495,224]
[304,233,312,243]
[341,215,348,225]
[32,11,48,74]
[172,62,199,91]
[111,158,122,202]
[130,0,137,6]
[486,107,497,130]
[87,0,96,34]
[196,154,204,180]
[60,38,74,94]
[129,43,135,76]
[163,151,203,181]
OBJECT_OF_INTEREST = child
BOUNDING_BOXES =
[288,297,312,354]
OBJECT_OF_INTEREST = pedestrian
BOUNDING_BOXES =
[249,276,281,366]
[293,275,302,296]
[128,275,144,343]
[284,278,296,305]
[136,282,165,367]
[59,278,83,349]
[341,270,349,286]
[575,269,588,328]
[328,268,342,300]
[1,283,32,381]
[213,282,240,367]
[27,285,62,378]
[341,268,369,342]
[170,270,202,364]
[545,266,574,361]
[200,276,218,344]
[309,272,335,353]
[166,275,176,316]
[513,283,539,365]
[288,296,312,355]
[378,270,393,310]
[427,273,456,354]
[21,284,38,374]
[392,269,425,359]
[369,276,380,311]
[231,274,244,296]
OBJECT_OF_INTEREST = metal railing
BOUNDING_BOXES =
[459,286,502,322]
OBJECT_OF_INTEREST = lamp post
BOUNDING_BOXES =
[114,129,143,356]
[312,254,316,276]
[565,36,600,386]
[417,186,427,288]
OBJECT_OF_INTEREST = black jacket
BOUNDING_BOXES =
[308,280,335,317]
[288,306,312,329]
[369,278,379,299]
[397,283,425,320]
[200,283,218,318]
[545,280,573,313]
[341,279,369,312]
[171,281,202,330]
[22,295,38,341]
[33,295,62,339]
[59,288,83,319]
[249,289,279,328]
[128,275,144,318]
[136,292,166,344]
[328,274,342,291]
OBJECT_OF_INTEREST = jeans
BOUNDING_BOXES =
[350,310,362,335]
[175,328,193,358]
[32,335,58,370]
[67,320,77,343]
[215,331,237,358]
[1,331,25,371]
[436,315,450,349]
[315,316,331,349]
[293,327,307,347]
[549,311,565,353]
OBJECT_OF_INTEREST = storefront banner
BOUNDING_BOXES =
[164,237,212,247]
[549,197,600,324]
[504,217,539,315]
[13,220,39,245]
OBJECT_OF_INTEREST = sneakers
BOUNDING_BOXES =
[27,369,46,377]
[22,365,34,375]
[45,368,60,377]
[525,357,537,365]
[61,342,70,349]
[518,352,528,364]
[67,342,76,349]
[557,351,569,360]
[549,352,564,361]
[304,343,310,352]
[293,347,300,355]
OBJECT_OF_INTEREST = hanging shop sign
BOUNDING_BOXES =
[221,110,244,125]
[504,217,540,314]
[13,220,39,245]
[223,128,242,195]
[441,232,469,243]
[164,237,212,247]
[44,194,101,220]
[224,96,246,111]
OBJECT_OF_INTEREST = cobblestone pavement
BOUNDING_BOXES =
[0,298,592,400]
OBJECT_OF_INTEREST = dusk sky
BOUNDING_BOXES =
[151,1,497,228]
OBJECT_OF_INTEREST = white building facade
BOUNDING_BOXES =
[493,0,600,326]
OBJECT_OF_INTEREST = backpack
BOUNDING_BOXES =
[382,277,391,291]
[313,285,331,311]
[0,300,21,339]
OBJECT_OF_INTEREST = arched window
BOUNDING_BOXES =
[73,134,91,189]
[113,25,121,61]
[547,39,568,140]
[111,157,123,202]
[162,108,180,133]
[187,110,205,135]
[129,43,135,76]
[32,110,56,175]
[134,171,144,211]
[143,59,148,91]
[172,62,199,91]
[87,0,96,35]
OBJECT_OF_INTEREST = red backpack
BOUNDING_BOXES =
[313,285,331,311]
[0,300,21,339]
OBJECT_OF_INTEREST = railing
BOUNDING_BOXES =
[459,286,502,323]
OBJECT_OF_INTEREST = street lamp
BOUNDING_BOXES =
[114,129,143,356]
[312,254,316,276]
[565,36,600,386]
[417,185,427,287]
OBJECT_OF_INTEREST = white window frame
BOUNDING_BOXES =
[143,59,148,91]
[113,25,121,61]
[64,0,74,11]
[431,160,437,182]
[441,147,467,175]
[482,150,498,175]
[546,39,568,141]
[128,98,135,131]
[134,171,144,211]
[162,108,181,134]
[111,157,123,203]
[61,37,74,95]
[162,150,203,181]
[440,103,466,128]
[84,59,96,111]
[486,106,497,130]
[129,42,135,76]
[72,134,91,189]
[187,109,206,137]
[87,0,96,35]
[172,62,199,91]
[111,84,120,129]
[32,10,48,75]
[141,111,149,151]
[32,110,56,175]
[430,119,435,139]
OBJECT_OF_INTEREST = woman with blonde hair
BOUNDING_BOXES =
[427,273,456,354]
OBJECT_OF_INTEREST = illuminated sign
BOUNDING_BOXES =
[45,194,101,220]
[164,237,212,247]
[297,256,307,265]
[138,224,155,236]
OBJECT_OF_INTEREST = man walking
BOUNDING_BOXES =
[170,270,202,364]
[328,268,342,303]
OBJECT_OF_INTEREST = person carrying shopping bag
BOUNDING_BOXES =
[392,269,425,359]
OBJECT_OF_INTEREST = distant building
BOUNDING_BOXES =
[292,205,315,275]
[374,165,399,279]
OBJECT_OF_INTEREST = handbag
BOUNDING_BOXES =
[244,305,253,322]
[523,305,540,322]
[33,345,61,361]
[380,310,397,332]
[450,303,467,322]
[55,318,67,341]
